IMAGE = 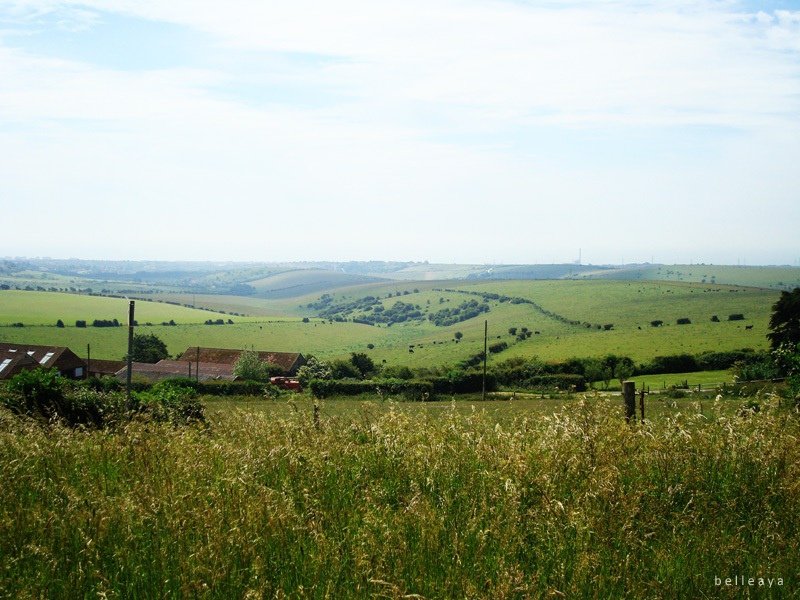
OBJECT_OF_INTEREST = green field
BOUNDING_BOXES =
[0,280,778,365]
[591,264,800,290]
[2,396,797,598]
[245,269,386,299]
[0,291,242,326]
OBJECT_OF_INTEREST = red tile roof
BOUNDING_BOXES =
[115,360,236,382]
[176,347,306,374]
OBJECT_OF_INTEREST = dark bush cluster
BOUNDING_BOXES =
[92,319,120,327]
[309,378,435,401]
[428,299,489,327]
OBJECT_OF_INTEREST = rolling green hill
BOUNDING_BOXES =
[0,280,779,366]
[244,269,386,299]
[588,264,800,290]
[0,291,245,326]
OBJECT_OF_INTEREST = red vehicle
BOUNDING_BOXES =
[269,376,302,391]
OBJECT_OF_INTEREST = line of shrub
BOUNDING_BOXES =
[309,378,435,400]
[84,376,268,397]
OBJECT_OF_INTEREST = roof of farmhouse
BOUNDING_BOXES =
[176,347,306,373]
[0,343,85,371]
[115,360,237,382]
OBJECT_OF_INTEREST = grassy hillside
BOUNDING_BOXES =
[0,281,779,365]
[0,291,240,326]
[590,264,800,290]
[245,269,386,299]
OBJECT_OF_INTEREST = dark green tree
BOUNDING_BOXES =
[768,288,800,350]
[350,352,376,378]
[454,331,463,341]
[126,333,169,363]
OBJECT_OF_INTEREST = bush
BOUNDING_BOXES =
[637,354,699,375]
[309,379,434,401]
[728,314,745,321]
[56,319,65,328]
[650,320,663,327]
[711,315,720,322]
[695,349,758,371]
[732,358,779,382]
[488,342,508,354]
[1,368,128,427]
[135,380,205,425]
[233,350,282,381]
[677,318,692,325]
[92,319,120,327]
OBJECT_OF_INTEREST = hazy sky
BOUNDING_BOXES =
[1,1,799,265]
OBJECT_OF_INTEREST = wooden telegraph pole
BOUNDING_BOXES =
[482,320,488,402]
[126,301,135,410]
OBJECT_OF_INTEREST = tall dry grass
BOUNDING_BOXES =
[1,397,798,598]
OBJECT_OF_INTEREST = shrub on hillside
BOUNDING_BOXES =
[677,318,692,325]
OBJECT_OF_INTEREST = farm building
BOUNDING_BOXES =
[176,347,307,375]
[114,360,237,383]
[0,348,41,380]
[86,359,127,378]
[0,343,86,379]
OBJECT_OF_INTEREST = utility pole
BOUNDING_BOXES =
[126,301,135,410]
[482,319,488,402]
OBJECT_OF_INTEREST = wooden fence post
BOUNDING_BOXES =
[623,381,636,423]
[639,388,646,423]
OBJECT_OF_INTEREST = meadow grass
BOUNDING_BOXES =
[1,396,798,598]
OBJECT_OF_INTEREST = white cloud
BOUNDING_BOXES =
[0,1,798,263]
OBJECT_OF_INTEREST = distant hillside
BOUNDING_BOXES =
[586,264,800,290]
[466,264,609,280]
[244,269,386,299]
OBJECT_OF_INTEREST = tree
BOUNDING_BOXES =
[350,352,376,378]
[768,288,800,350]
[56,319,65,328]
[454,331,463,341]
[126,333,169,363]
[296,357,333,386]
[616,361,635,385]
[233,350,282,381]
[508,327,517,336]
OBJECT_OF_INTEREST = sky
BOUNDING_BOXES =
[0,0,799,266]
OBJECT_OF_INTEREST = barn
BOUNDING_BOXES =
[176,347,307,375]
[0,343,86,380]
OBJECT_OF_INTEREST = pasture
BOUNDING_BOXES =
[0,280,777,366]
[0,291,238,326]
[1,395,797,598]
